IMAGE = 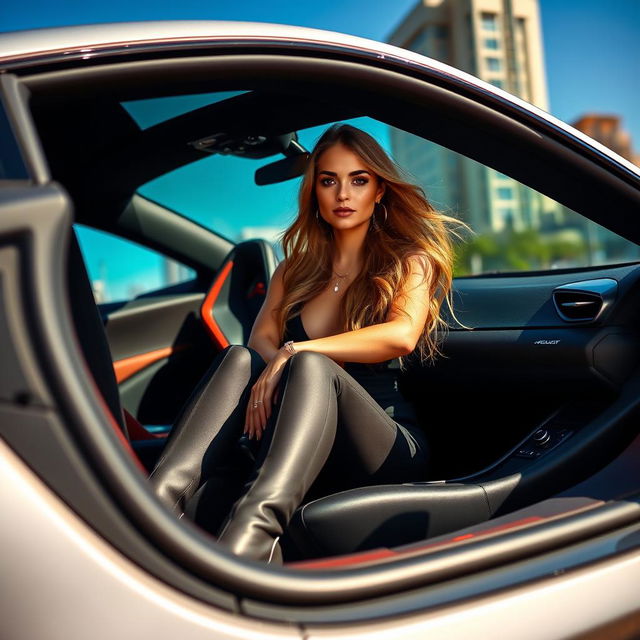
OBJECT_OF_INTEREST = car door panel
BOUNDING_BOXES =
[404,263,640,480]
[449,262,639,329]
[431,326,636,389]
[101,291,218,426]
[101,239,277,427]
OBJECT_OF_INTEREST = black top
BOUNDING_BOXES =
[283,312,423,439]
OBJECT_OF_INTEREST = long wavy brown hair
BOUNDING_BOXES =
[279,123,460,363]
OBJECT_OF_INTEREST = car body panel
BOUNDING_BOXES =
[4,435,640,639]
[1,20,640,638]
[0,439,299,640]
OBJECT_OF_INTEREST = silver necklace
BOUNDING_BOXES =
[332,270,350,293]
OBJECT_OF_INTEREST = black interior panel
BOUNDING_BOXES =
[424,327,638,390]
[402,264,640,479]
[450,262,640,329]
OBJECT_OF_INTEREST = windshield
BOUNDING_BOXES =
[126,91,639,276]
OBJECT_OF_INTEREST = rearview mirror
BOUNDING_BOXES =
[255,153,309,186]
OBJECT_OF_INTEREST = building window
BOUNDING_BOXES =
[407,29,429,55]
[499,208,516,229]
[497,186,514,200]
[486,57,502,72]
[433,25,448,39]
[484,38,499,50]
[489,79,504,88]
[481,12,498,31]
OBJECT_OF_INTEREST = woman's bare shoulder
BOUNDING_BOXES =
[404,251,431,277]
[272,259,288,279]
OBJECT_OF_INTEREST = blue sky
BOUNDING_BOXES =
[538,0,639,143]
[2,0,639,144]
[2,0,638,300]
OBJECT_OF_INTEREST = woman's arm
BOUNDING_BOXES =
[293,255,432,362]
[244,261,292,438]
[247,261,287,362]
[244,255,432,439]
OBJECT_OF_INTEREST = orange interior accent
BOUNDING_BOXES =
[113,344,187,383]
[451,533,474,542]
[200,260,233,350]
[459,515,543,537]
[248,281,266,299]
[123,408,166,441]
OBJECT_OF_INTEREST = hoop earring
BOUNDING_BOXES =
[371,202,388,232]
[315,209,319,221]
[379,203,388,225]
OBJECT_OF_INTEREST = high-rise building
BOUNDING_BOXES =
[91,279,106,304]
[571,114,638,165]
[388,0,560,234]
[163,258,192,286]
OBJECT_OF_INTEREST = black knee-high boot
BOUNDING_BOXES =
[216,351,338,562]
[149,345,265,519]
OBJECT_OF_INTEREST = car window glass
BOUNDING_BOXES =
[0,96,30,180]
[121,91,247,130]
[131,91,638,276]
[137,114,388,249]
[74,224,195,303]
[389,129,640,274]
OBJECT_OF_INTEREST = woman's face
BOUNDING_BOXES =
[315,143,385,233]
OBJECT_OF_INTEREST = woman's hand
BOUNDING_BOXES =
[244,346,293,440]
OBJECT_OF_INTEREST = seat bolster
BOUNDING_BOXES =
[286,483,492,559]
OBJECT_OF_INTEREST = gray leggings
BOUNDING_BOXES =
[150,345,428,535]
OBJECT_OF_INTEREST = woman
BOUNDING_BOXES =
[150,124,457,563]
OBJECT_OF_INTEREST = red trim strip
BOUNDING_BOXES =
[290,548,397,570]
[108,415,147,473]
[289,516,547,570]
[85,375,147,474]
[248,281,266,299]
[123,408,166,441]
[200,260,233,350]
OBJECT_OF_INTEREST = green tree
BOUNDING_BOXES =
[454,228,587,276]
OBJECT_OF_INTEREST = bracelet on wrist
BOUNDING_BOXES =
[283,340,296,355]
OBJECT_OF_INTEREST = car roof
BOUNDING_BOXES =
[2,21,638,180]
[0,21,469,74]
[5,21,640,246]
